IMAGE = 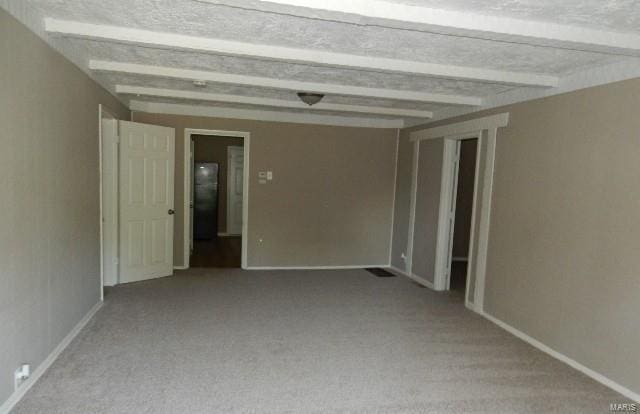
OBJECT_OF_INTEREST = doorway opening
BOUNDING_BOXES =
[411,112,508,311]
[447,139,478,294]
[187,132,247,268]
[431,132,482,299]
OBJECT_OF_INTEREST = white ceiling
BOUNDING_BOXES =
[5,0,640,127]
[385,0,640,32]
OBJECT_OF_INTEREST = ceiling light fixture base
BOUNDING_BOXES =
[297,92,325,106]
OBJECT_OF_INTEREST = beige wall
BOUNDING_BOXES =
[411,139,444,284]
[193,135,244,234]
[132,112,398,268]
[391,79,640,395]
[0,9,129,405]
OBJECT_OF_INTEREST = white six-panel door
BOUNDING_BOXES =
[227,146,244,235]
[119,121,175,283]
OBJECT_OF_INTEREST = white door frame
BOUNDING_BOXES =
[405,140,419,277]
[183,129,250,269]
[226,145,244,236]
[409,113,509,312]
[98,104,118,298]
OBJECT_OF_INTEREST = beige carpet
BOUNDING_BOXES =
[12,268,626,413]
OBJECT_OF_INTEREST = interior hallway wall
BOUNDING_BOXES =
[410,139,444,285]
[133,112,398,268]
[391,78,640,397]
[0,8,129,407]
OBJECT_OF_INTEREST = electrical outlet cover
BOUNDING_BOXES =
[14,364,30,390]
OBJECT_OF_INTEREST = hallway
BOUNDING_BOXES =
[190,237,241,268]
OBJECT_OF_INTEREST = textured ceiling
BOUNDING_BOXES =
[63,39,517,96]
[29,0,625,71]
[96,73,450,112]
[131,96,411,122]
[7,0,640,126]
[386,0,640,33]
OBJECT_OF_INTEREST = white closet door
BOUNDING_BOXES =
[119,121,175,283]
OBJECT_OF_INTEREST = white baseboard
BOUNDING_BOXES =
[245,265,388,270]
[464,300,477,312]
[173,265,188,270]
[217,232,241,237]
[0,301,103,414]
[387,266,436,290]
[388,264,638,402]
[481,311,640,403]
[387,265,410,278]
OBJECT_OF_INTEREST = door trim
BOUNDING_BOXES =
[408,113,508,312]
[98,104,118,298]
[183,129,250,269]
[405,140,419,276]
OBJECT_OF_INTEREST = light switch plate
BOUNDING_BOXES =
[258,171,267,178]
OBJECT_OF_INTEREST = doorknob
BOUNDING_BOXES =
[168,209,175,215]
